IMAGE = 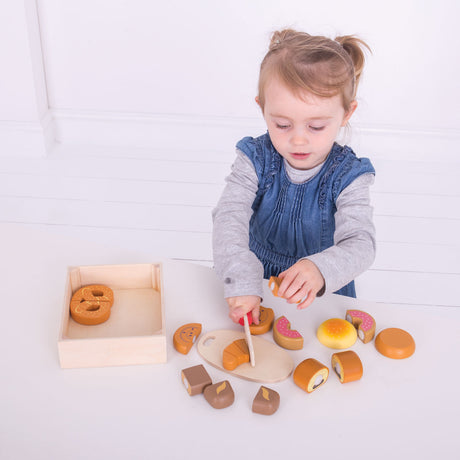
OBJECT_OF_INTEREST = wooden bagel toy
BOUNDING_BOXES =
[70,284,114,325]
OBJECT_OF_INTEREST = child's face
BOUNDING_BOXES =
[261,78,356,170]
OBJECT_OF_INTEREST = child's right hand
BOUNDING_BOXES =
[226,295,261,325]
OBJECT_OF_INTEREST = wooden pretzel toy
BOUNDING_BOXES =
[70,284,114,325]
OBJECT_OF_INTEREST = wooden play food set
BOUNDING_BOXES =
[58,263,166,369]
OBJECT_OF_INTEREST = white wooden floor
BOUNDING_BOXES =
[1,138,459,308]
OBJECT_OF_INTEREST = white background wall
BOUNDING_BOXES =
[0,0,459,307]
[38,0,459,130]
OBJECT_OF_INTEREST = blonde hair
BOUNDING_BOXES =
[257,29,371,112]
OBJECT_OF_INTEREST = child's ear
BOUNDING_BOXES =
[342,100,358,126]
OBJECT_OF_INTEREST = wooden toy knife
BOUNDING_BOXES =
[243,314,256,367]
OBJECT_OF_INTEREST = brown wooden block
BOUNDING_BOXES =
[181,364,212,396]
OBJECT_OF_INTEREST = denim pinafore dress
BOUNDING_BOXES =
[237,133,375,298]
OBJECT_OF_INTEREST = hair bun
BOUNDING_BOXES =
[335,35,371,85]
[269,29,308,50]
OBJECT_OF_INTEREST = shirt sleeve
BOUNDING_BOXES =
[305,173,376,295]
[212,150,265,299]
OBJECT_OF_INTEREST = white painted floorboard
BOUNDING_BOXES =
[1,144,458,307]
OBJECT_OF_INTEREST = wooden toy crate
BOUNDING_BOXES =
[58,263,166,368]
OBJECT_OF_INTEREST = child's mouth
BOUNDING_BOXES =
[291,152,311,159]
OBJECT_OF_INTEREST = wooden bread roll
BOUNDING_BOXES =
[317,318,357,349]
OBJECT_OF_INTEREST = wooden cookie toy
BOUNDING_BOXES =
[317,318,357,349]
[70,284,114,325]
[293,358,329,393]
[273,316,303,350]
[222,338,250,371]
[346,310,376,343]
[331,351,363,383]
[173,323,202,354]
[252,386,280,415]
[181,364,212,396]
[249,306,275,335]
[375,328,415,359]
[203,381,235,409]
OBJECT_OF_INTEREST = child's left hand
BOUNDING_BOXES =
[277,259,325,309]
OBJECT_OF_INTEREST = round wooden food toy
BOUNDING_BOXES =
[173,323,202,354]
[70,284,114,325]
[273,316,304,350]
[317,318,357,349]
[345,309,376,343]
[375,328,415,359]
[250,306,275,335]
[293,358,329,393]
[331,351,363,383]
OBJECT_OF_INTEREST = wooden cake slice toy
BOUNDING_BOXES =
[345,310,376,343]
[173,323,202,354]
[273,316,304,350]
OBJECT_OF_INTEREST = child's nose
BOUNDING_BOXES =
[291,129,308,146]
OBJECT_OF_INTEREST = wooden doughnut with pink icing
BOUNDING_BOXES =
[345,310,376,344]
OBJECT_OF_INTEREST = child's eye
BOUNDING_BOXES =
[309,126,325,131]
[276,123,290,130]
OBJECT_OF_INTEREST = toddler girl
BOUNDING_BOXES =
[212,29,375,324]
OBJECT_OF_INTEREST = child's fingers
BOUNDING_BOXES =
[297,289,316,309]
[252,305,261,325]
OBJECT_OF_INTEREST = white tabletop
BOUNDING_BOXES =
[1,223,459,460]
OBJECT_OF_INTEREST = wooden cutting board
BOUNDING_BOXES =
[197,329,294,383]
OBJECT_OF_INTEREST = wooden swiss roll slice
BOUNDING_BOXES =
[293,358,329,393]
[331,350,363,383]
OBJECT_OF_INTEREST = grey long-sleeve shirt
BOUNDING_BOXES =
[212,149,376,299]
